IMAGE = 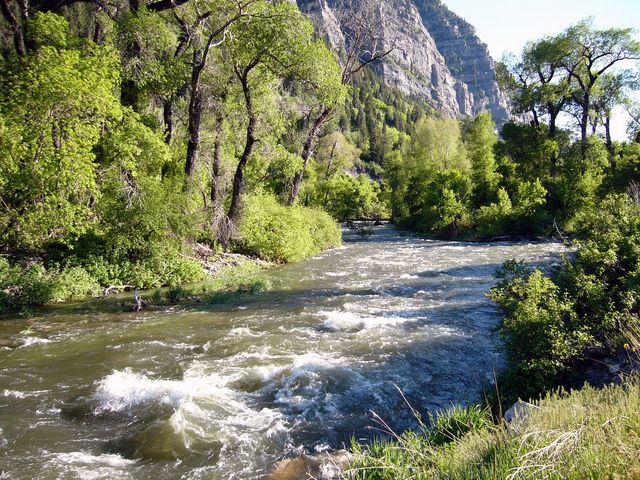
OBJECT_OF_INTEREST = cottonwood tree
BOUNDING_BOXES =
[177,0,261,178]
[561,20,640,148]
[498,36,571,138]
[218,1,342,244]
[589,72,638,155]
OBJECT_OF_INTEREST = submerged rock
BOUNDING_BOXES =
[264,450,352,480]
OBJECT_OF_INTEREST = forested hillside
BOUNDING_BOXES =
[1,0,639,315]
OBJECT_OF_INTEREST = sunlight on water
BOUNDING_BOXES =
[0,225,567,479]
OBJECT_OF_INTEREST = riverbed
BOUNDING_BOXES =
[0,226,566,479]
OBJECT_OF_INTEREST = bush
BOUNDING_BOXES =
[238,193,341,262]
[408,169,472,237]
[0,258,55,314]
[50,265,101,300]
[324,174,388,221]
[474,188,512,236]
[489,193,640,400]
[489,260,592,399]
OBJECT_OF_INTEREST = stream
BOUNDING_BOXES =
[0,225,566,479]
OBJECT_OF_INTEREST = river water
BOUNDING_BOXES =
[0,226,566,479]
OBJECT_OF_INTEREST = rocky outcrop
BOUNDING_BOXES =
[295,0,509,125]
[415,0,509,125]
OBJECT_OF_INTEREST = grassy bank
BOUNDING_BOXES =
[0,253,274,321]
[347,375,640,479]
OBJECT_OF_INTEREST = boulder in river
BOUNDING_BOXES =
[264,450,352,480]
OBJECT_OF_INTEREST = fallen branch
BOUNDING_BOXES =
[103,284,134,295]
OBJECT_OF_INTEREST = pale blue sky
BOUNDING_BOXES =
[442,0,640,59]
[441,0,640,140]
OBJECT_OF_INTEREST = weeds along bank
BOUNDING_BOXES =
[0,194,341,316]
[347,377,640,479]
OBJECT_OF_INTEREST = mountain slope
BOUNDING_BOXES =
[295,0,509,124]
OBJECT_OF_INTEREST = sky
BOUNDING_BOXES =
[441,0,640,60]
[441,0,640,140]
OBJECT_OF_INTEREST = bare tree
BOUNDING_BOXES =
[287,0,395,205]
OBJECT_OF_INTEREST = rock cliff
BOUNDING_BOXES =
[295,0,509,125]
[414,0,509,125]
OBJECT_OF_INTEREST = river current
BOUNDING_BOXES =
[0,226,566,479]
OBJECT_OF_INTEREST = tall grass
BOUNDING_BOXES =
[346,376,640,479]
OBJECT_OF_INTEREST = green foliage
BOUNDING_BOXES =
[407,116,468,172]
[50,265,101,301]
[0,35,121,248]
[474,188,512,236]
[489,262,589,398]
[401,168,471,237]
[558,138,608,225]
[464,111,500,207]
[166,285,185,303]
[72,247,204,290]
[324,175,387,221]
[27,11,70,49]
[0,258,55,315]
[115,7,185,97]
[489,193,640,400]
[238,193,341,262]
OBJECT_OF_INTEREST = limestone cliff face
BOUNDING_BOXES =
[295,0,509,124]
[414,0,509,125]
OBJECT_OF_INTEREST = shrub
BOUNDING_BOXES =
[50,265,101,300]
[489,261,592,398]
[0,258,55,314]
[474,188,512,236]
[238,193,341,262]
[324,174,388,221]
[165,285,184,303]
[489,193,640,400]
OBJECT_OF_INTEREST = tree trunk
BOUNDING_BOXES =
[226,67,258,231]
[211,116,224,207]
[580,94,590,141]
[185,51,205,177]
[185,90,202,177]
[163,97,173,144]
[580,93,590,160]
[1,0,26,56]
[93,17,104,44]
[184,34,217,178]
[288,106,334,205]
[548,106,559,138]
[605,114,614,158]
